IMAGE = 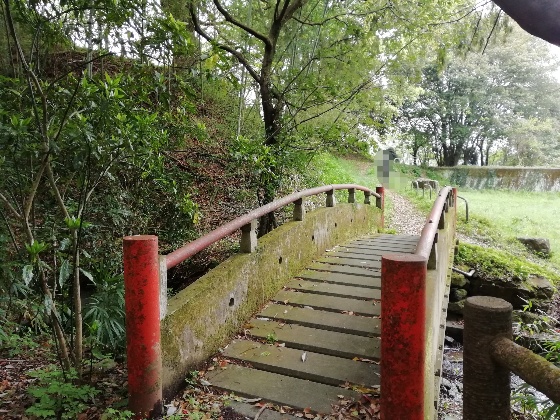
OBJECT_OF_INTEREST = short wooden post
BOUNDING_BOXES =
[326,189,335,207]
[240,220,258,253]
[376,186,384,228]
[427,228,438,270]
[364,191,371,205]
[375,186,384,209]
[348,188,355,203]
[293,198,305,221]
[381,254,427,420]
[438,209,445,229]
[463,296,513,420]
[123,235,162,418]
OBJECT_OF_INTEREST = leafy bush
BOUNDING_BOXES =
[26,366,99,419]
[83,264,126,351]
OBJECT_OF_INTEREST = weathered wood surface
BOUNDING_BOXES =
[205,234,418,414]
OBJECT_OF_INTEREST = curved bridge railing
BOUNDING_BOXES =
[122,184,384,417]
[166,184,383,269]
[380,186,457,420]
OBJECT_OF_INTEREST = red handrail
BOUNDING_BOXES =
[166,184,381,269]
[414,186,452,259]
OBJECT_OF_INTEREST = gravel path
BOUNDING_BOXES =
[385,190,426,236]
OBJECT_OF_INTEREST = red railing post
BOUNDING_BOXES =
[123,235,162,418]
[375,186,384,228]
[381,253,427,420]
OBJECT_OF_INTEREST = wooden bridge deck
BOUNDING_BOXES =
[205,234,419,415]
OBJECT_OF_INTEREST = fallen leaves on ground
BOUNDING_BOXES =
[0,341,128,420]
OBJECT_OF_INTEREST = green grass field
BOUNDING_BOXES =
[455,189,560,268]
[316,155,560,272]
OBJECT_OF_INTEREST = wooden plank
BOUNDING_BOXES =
[259,303,380,336]
[273,290,381,317]
[206,365,359,414]
[340,242,417,251]
[318,256,381,269]
[356,233,419,241]
[247,319,380,360]
[335,244,416,254]
[307,262,379,277]
[350,237,418,246]
[286,279,380,300]
[223,340,380,387]
[327,251,383,261]
[298,269,380,289]
[351,235,418,243]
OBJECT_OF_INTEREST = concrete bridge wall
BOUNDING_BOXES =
[432,166,560,191]
[161,203,383,397]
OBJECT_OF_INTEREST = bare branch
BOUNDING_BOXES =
[280,0,306,24]
[482,11,502,54]
[213,0,272,48]
[23,155,48,222]
[293,7,391,26]
[45,163,71,220]
[0,191,22,220]
[189,5,261,83]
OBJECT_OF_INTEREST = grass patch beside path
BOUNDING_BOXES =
[309,153,379,204]
[386,163,560,274]
[457,189,560,270]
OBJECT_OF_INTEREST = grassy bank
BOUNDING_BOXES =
[456,190,560,268]
[389,163,560,273]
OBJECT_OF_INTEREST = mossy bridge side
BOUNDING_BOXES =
[122,185,458,419]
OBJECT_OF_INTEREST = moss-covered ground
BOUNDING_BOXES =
[455,243,560,284]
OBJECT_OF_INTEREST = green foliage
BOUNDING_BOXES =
[265,333,278,344]
[0,321,42,357]
[26,366,99,419]
[454,243,559,283]
[101,408,134,419]
[185,370,200,387]
[397,27,560,167]
[513,383,560,419]
[83,264,126,351]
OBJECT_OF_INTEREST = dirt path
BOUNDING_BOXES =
[384,190,425,236]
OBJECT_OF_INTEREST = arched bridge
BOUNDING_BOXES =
[122,185,457,419]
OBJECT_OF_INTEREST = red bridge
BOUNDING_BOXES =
[123,185,457,419]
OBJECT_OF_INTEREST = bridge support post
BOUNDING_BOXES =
[463,296,512,420]
[240,220,258,252]
[348,188,355,203]
[375,186,384,228]
[451,187,457,209]
[381,254,427,420]
[123,235,162,418]
[293,198,305,221]
[326,189,335,207]
[364,191,371,205]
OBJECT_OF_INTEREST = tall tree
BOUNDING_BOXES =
[187,0,480,232]
[397,27,560,166]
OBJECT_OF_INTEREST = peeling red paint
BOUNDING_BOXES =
[380,254,427,420]
[123,235,162,418]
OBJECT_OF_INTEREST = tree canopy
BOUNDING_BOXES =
[395,27,560,167]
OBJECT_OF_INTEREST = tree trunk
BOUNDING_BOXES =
[257,186,278,237]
